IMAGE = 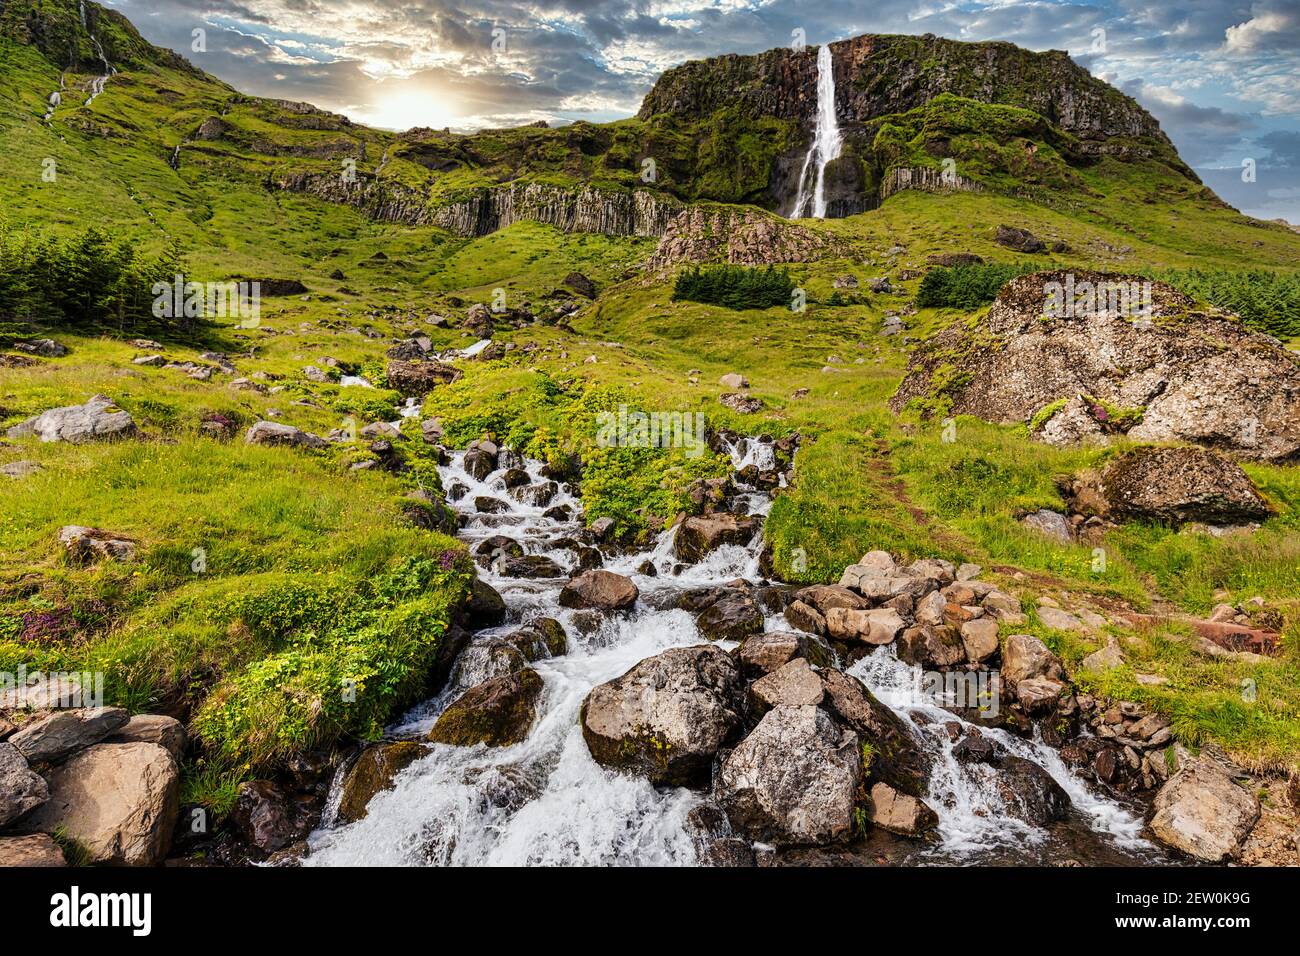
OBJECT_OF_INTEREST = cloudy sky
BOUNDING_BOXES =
[109,0,1300,221]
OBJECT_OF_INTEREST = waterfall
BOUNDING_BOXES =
[790,44,843,219]
[79,1,117,107]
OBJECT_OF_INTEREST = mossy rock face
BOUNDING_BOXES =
[427,667,544,748]
[463,577,507,628]
[336,741,427,824]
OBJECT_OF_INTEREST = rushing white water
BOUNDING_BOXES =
[79,1,117,107]
[790,44,843,219]
[304,436,1158,867]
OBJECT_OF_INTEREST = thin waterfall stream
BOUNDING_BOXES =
[790,44,843,219]
[303,436,1163,867]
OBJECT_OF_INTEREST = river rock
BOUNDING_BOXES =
[464,577,507,628]
[824,606,906,644]
[696,593,764,641]
[0,833,65,866]
[245,421,328,449]
[1149,758,1260,861]
[229,779,315,856]
[499,554,565,578]
[1101,446,1271,526]
[736,630,833,676]
[674,513,762,563]
[750,658,826,711]
[559,569,639,610]
[1001,633,1065,685]
[783,599,827,635]
[0,742,48,827]
[818,668,931,795]
[868,782,938,837]
[6,394,137,444]
[8,706,129,765]
[794,584,870,614]
[428,667,544,748]
[992,755,1071,825]
[897,625,966,668]
[718,705,860,846]
[581,645,744,786]
[26,742,179,866]
[336,741,427,824]
[105,715,187,761]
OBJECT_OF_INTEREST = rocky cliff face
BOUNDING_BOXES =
[271,173,680,239]
[641,33,1172,156]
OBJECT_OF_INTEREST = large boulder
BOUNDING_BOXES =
[992,755,1071,825]
[1149,758,1260,862]
[6,394,136,443]
[25,742,180,866]
[717,705,860,846]
[674,513,762,563]
[735,630,833,676]
[559,569,639,610]
[384,359,462,394]
[581,645,744,786]
[428,668,544,748]
[824,606,907,644]
[229,779,315,856]
[749,658,826,711]
[0,743,48,828]
[1100,446,1271,526]
[8,707,130,765]
[891,271,1300,461]
[818,669,931,796]
[336,741,427,824]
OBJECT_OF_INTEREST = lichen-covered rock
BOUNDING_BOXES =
[892,271,1300,461]
[750,658,825,711]
[384,359,462,395]
[428,668,544,748]
[580,645,744,786]
[1001,633,1065,685]
[695,593,764,641]
[0,833,66,866]
[245,420,328,449]
[736,630,833,676]
[818,668,931,796]
[1150,758,1260,862]
[717,705,860,846]
[6,394,137,444]
[1101,446,1271,526]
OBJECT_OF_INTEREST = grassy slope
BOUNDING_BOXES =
[2,18,1300,779]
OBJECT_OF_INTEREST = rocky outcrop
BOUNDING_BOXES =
[25,742,180,866]
[6,394,136,443]
[385,359,462,394]
[892,271,1300,461]
[8,706,129,764]
[1150,758,1260,861]
[880,166,984,201]
[649,205,842,268]
[432,183,679,238]
[581,645,745,786]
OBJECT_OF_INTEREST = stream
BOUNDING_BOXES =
[304,438,1164,866]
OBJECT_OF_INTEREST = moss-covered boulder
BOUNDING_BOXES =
[428,668,544,748]
[336,741,427,824]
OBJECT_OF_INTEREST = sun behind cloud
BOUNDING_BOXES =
[350,80,463,131]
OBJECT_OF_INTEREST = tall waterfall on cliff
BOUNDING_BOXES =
[790,44,843,219]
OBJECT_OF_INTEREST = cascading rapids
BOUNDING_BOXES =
[304,439,1160,866]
